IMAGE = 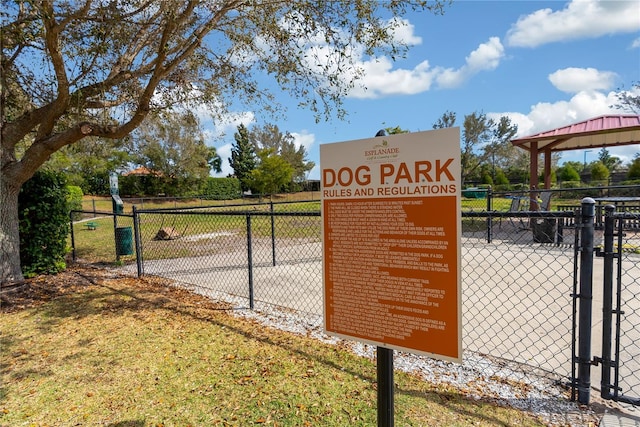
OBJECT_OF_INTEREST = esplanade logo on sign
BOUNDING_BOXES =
[364,139,400,162]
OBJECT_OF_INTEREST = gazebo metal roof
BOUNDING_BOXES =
[510,114,640,197]
[512,114,640,153]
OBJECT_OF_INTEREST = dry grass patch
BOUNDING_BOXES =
[1,266,546,426]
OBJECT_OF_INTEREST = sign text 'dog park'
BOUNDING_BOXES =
[321,128,462,362]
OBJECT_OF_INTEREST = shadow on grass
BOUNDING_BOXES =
[6,267,554,426]
[398,385,550,427]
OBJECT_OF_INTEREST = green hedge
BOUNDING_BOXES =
[201,177,242,200]
[67,185,84,220]
[19,170,70,277]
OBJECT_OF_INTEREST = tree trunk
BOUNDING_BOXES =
[0,176,23,284]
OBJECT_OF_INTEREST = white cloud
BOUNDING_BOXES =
[349,57,436,98]
[307,163,320,181]
[293,17,503,99]
[298,18,433,100]
[348,36,505,98]
[215,143,234,177]
[435,37,505,89]
[386,17,423,46]
[465,37,504,71]
[500,89,621,138]
[488,111,534,137]
[632,37,640,49]
[548,67,618,93]
[312,20,431,99]
[434,67,465,90]
[506,0,640,48]
[290,130,316,151]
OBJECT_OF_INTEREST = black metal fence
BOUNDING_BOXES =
[598,207,640,406]
[69,187,640,410]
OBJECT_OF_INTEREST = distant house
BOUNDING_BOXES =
[123,166,163,177]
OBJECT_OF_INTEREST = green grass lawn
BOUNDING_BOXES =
[0,267,549,426]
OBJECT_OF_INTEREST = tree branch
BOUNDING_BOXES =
[37,1,72,140]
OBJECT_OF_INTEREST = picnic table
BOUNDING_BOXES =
[556,197,640,231]
[595,197,640,230]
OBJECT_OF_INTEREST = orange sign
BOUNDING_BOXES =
[321,128,462,362]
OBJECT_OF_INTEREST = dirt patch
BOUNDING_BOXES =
[0,264,228,314]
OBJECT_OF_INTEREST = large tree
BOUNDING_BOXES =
[43,136,132,194]
[1,0,449,283]
[249,123,314,190]
[247,148,294,195]
[229,123,257,192]
[615,81,640,114]
[131,109,220,195]
[433,111,519,185]
[597,147,622,173]
[482,116,519,182]
[432,110,456,130]
[628,153,640,180]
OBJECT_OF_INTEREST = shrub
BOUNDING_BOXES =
[201,177,242,200]
[591,162,610,181]
[494,169,509,186]
[628,156,640,180]
[19,170,70,277]
[559,180,582,189]
[67,185,84,220]
[480,171,493,186]
[557,164,581,183]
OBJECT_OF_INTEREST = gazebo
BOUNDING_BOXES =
[511,114,640,205]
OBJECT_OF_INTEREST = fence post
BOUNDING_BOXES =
[113,211,119,262]
[246,214,254,310]
[600,204,616,399]
[577,197,595,404]
[69,211,77,262]
[133,206,143,278]
[486,186,493,243]
[270,201,276,266]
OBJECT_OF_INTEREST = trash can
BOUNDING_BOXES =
[532,218,556,243]
[115,226,134,256]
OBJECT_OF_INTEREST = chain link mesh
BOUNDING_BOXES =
[70,188,640,407]
[609,213,640,405]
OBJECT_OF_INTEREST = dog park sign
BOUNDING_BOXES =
[321,128,462,362]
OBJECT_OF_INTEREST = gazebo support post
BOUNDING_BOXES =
[529,141,539,210]
[544,148,552,189]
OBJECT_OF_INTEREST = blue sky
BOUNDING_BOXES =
[202,0,640,180]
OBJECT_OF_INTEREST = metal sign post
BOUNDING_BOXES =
[377,346,394,426]
[376,130,393,427]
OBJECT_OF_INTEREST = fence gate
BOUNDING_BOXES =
[597,205,640,406]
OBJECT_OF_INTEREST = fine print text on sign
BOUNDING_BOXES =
[321,128,462,362]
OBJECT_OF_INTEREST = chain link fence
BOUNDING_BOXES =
[598,210,640,407]
[615,237,640,405]
[70,187,640,410]
[134,206,322,315]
